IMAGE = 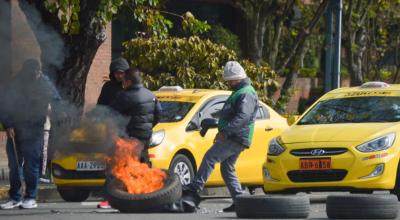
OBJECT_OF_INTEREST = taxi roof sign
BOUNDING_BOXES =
[158,86,183,92]
[360,81,390,89]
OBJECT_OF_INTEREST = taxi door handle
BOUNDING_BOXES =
[265,127,273,131]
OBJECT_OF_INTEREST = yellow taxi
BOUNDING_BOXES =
[52,86,288,201]
[263,82,400,200]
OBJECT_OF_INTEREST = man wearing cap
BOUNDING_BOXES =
[97,57,129,107]
[183,61,259,212]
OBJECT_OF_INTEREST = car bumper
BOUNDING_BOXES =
[263,150,399,192]
[51,151,171,188]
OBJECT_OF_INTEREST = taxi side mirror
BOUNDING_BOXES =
[200,118,218,137]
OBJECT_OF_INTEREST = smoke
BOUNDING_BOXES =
[17,1,65,76]
[0,1,128,157]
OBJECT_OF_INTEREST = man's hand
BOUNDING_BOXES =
[214,132,225,143]
[6,128,15,139]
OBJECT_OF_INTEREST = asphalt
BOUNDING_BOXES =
[0,179,329,203]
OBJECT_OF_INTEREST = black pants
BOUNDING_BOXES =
[138,139,151,167]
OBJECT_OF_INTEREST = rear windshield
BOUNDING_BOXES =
[298,96,400,125]
[159,101,194,122]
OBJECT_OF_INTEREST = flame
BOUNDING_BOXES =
[109,137,166,194]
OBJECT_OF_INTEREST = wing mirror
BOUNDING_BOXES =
[200,118,218,137]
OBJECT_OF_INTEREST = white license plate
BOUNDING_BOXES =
[76,161,105,171]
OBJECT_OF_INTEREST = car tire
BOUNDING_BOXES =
[57,188,90,202]
[106,173,182,213]
[169,154,194,186]
[391,163,400,201]
[326,194,399,219]
[235,195,310,219]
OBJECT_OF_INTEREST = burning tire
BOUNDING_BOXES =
[106,173,182,213]
[235,195,310,218]
[326,194,399,219]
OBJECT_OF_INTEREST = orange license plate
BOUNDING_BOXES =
[300,158,331,170]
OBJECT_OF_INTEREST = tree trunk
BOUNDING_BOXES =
[268,19,283,69]
[343,0,372,86]
[19,0,105,112]
[232,1,270,66]
[277,0,329,107]
[245,8,268,66]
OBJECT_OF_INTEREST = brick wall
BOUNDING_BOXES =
[84,23,112,111]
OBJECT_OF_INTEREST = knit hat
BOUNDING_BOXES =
[109,57,130,73]
[223,61,247,81]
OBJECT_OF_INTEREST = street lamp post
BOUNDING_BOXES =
[324,0,342,92]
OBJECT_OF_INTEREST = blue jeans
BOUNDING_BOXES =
[190,139,246,200]
[6,126,43,201]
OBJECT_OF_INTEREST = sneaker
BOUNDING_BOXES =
[222,203,235,212]
[20,199,38,209]
[97,200,111,209]
[39,177,51,184]
[0,200,22,209]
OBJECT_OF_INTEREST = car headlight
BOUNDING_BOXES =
[149,129,165,147]
[268,137,285,156]
[356,133,396,152]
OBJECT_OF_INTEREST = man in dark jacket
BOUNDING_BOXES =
[183,61,259,212]
[0,59,61,209]
[97,57,129,107]
[96,57,129,209]
[111,68,162,164]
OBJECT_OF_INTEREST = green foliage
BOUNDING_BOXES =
[205,24,242,56]
[182,12,211,35]
[299,68,317,78]
[123,36,279,105]
[44,0,209,38]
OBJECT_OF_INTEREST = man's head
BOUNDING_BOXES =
[109,58,129,82]
[223,61,247,89]
[122,68,142,89]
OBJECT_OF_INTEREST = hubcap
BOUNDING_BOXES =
[174,162,191,185]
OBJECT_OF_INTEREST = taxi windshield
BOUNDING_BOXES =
[298,96,400,125]
[159,101,194,122]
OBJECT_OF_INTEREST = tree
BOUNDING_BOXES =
[276,0,328,110]
[230,0,274,65]
[342,0,400,85]
[18,0,209,112]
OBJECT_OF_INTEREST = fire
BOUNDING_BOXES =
[109,137,167,194]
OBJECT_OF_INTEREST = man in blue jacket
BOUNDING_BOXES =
[184,61,259,212]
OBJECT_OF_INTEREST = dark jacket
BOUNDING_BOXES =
[111,84,162,140]
[97,74,123,107]
[218,78,259,147]
[2,73,61,130]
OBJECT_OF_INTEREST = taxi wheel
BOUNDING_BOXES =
[391,163,400,201]
[326,194,398,219]
[57,188,90,202]
[169,154,194,186]
[235,195,310,218]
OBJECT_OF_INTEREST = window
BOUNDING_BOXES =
[200,101,225,121]
[256,105,270,120]
[159,101,194,122]
[298,96,400,125]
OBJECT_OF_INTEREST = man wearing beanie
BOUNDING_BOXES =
[97,57,129,107]
[183,61,259,212]
[96,57,129,209]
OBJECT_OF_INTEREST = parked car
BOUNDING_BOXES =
[263,82,400,200]
[52,86,288,202]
